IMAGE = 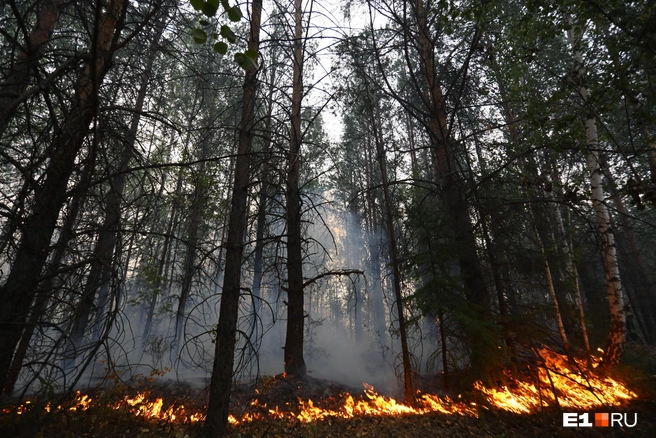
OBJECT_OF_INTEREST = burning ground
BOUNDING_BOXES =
[1,347,655,437]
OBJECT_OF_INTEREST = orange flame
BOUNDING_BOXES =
[118,392,204,423]
[228,384,477,425]
[474,348,637,413]
[0,391,204,423]
[0,348,638,426]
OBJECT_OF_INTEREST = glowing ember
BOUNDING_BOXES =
[69,392,92,411]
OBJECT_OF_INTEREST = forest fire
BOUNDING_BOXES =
[474,348,638,414]
[0,348,639,430]
[227,384,477,425]
[2,391,204,424]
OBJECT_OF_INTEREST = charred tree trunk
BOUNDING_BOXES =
[2,159,91,394]
[61,169,125,373]
[204,0,262,435]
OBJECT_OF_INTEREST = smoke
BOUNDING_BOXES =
[14,196,440,399]
[305,322,397,392]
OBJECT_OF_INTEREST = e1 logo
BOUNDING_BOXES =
[563,412,637,427]
[563,413,593,427]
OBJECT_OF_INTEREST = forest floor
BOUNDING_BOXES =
[2,344,656,438]
[1,372,655,438]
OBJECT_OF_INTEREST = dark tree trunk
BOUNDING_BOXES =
[283,0,307,378]
[413,0,492,379]
[204,0,262,435]
[2,161,90,394]
[363,137,387,346]
[63,10,168,369]
[175,155,208,347]
[361,85,413,403]
[250,63,276,347]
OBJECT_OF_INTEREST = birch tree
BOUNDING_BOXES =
[567,24,625,367]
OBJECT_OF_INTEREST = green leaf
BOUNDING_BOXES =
[191,28,207,44]
[228,6,242,22]
[220,25,236,43]
[190,0,204,11]
[199,19,210,26]
[202,0,218,17]
[244,48,258,60]
[214,42,228,55]
[221,0,231,11]
[234,52,257,70]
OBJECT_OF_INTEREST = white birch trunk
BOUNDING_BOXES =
[568,27,625,366]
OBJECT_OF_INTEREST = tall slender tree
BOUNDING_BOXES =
[205,0,263,434]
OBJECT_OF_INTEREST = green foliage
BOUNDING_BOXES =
[227,5,242,22]
[214,41,227,55]
[234,51,257,70]
[127,263,162,307]
[415,276,504,382]
[187,0,256,70]
[190,28,207,44]
[220,24,236,43]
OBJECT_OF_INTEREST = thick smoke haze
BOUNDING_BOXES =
[14,203,440,399]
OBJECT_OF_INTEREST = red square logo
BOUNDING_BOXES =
[595,413,609,427]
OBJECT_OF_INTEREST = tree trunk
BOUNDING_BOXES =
[175,153,208,348]
[603,171,654,342]
[0,0,126,392]
[63,11,168,370]
[363,138,387,346]
[363,87,413,403]
[249,61,276,350]
[586,125,625,366]
[143,166,183,344]
[567,28,625,366]
[62,176,124,373]
[413,0,491,378]
[547,159,591,355]
[2,160,90,394]
[283,0,307,377]
[204,0,262,435]
[530,209,569,349]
